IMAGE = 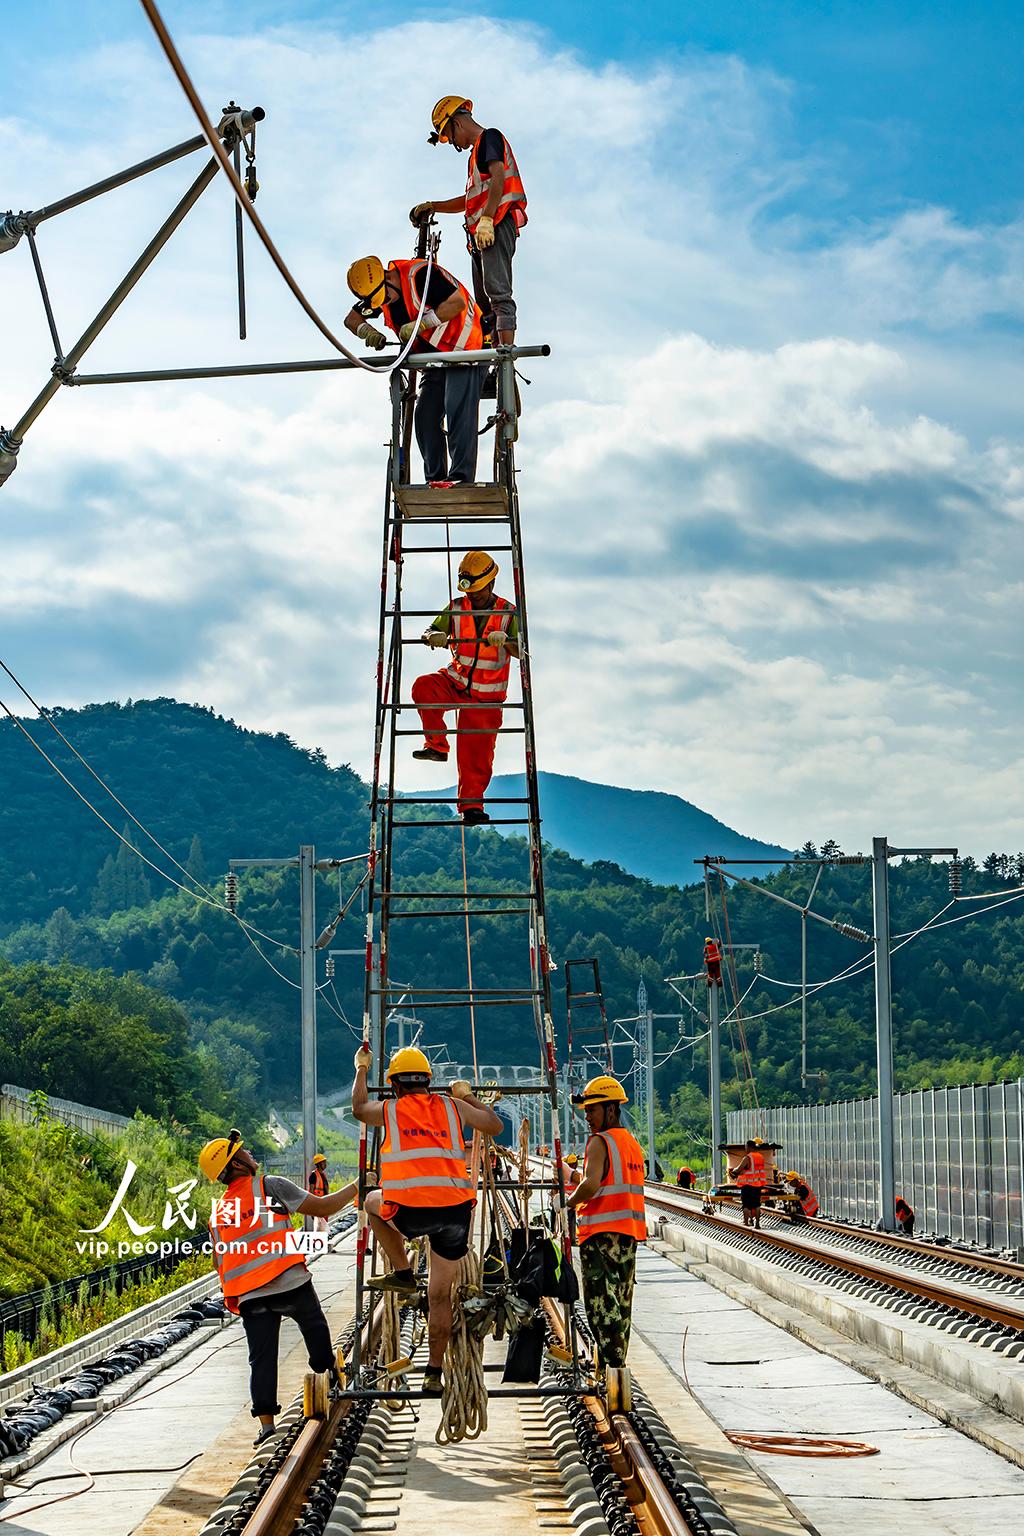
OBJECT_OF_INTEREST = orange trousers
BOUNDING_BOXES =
[411,670,502,813]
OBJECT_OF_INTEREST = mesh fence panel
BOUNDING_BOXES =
[727,1078,1024,1249]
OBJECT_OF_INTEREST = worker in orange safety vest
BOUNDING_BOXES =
[565,1075,646,1370]
[676,1165,696,1189]
[704,937,723,986]
[353,1044,502,1398]
[344,254,485,487]
[411,95,528,355]
[785,1170,819,1219]
[200,1130,356,1447]
[895,1196,915,1235]
[730,1139,768,1228]
[412,549,520,825]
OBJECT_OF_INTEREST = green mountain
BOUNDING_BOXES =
[1,699,1022,1129]
[414,772,790,884]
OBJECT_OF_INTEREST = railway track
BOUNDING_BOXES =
[645,1184,1024,1354]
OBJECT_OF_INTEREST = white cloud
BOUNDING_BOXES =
[1,16,1023,857]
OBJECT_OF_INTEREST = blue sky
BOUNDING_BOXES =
[3,1,1023,856]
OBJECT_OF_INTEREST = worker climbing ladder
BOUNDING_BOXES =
[349,302,583,1397]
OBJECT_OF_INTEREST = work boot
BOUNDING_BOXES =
[462,807,490,825]
[412,747,448,763]
[422,1366,443,1397]
[253,1423,280,1448]
[367,1270,418,1295]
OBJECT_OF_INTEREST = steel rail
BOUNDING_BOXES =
[645,1187,1024,1333]
[649,1180,1024,1283]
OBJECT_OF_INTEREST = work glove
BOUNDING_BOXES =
[474,215,495,250]
[409,201,434,225]
[449,1079,473,1100]
[356,322,387,352]
[487,629,509,651]
[354,1045,373,1072]
[422,629,449,649]
[398,321,419,346]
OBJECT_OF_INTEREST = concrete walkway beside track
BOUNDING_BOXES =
[636,1241,1024,1535]
[0,1237,358,1536]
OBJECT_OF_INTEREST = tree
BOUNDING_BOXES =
[820,839,843,861]
[184,834,207,887]
[91,827,152,916]
[797,841,818,860]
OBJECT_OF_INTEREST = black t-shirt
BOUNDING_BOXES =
[385,266,457,335]
[475,129,507,173]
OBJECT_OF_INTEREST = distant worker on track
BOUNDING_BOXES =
[200,1129,356,1447]
[565,1075,647,1374]
[412,549,520,825]
[309,1150,330,1231]
[344,254,485,487]
[676,1165,695,1189]
[895,1196,915,1236]
[785,1170,818,1220]
[730,1138,767,1229]
[704,937,723,987]
[352,1045,502,1398]
[411,96,528,355]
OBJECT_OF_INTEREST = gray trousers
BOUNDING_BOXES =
[471,216,518,338]
[415,363,483,484]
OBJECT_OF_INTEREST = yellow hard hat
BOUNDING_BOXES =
[198,1129,244,1182]
[312,1153,327,1166]
[386,1045,432,1081]
[785,1170,800,1182]
[565,1152,579,1167]
[573,1074,628,1107]
[347,256,387,308]
[430,95,473,145]
[458,550,498,593]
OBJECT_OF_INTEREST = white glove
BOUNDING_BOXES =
[488,629,509,651]
[449,1079,472,1100]
[422,629,449,649]
[475,215,495,250]
[354,1045,373,1071]
[356,322,387,352]
[398,321,417,346]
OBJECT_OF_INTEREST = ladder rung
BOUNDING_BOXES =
[380,702,525,711]
[378,997,540,1010]
[568,992,602,1002]
[382,890,537,899]
[380,796,531,805]
[386,608,514,617]
[376,986,542,997]
[393,726,525,736]
[395,481,510,519]
[388,907,533,919]
[391,818,533,828]
[399,543,514,554]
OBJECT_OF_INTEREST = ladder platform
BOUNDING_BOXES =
[395,481,510,520]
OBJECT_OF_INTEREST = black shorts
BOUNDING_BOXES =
[391,1201,473,1261]
[740,1185,762,1211]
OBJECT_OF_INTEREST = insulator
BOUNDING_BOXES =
[753,950,763,973]
[948,857,962,896]
[325,956,335,980]
[224,872,238,914]
[833,920,870,942]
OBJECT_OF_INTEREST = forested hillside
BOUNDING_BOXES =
[2,699,1022,1123]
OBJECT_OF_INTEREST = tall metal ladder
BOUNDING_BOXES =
[351,320,581,1389]
[566,957,613,1077]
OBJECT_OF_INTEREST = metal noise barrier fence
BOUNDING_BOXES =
[1,1083,133,1137]
[729,1078,1024,1253]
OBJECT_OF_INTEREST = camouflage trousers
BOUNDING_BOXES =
[579,1232,637,1368]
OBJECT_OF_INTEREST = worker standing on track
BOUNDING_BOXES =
[676,1165,695,1189]
[565,1076,647,1375]
[411,96,527,360]
[309,1151,330,1232]
[344,254,485,487]
[895,1196,915,1235]
[412,549,519,825]
[200,1130,356,1447]
[785,1170,819,1219]
[730,1138,767,1229]
[352,1045,502,1397]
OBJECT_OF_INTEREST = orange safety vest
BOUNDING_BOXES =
[464,133,528,234]
[382,258,483,354]
[444,594,515,701]
[380,1092,474,1209]
[577,1127,647,1244]
[308,1166,329,1197]
[677,1167,694,1187]
[209,1174,306,1314]
[704,939,722,965]
[736,1151,768,1187]
[799,1185,819,1218]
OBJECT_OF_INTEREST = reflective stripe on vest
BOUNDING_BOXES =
[736,1151,768,1187]
[209,1175,306,1301]
[380,1093,474,1208]
[309,1167,328,1197]
[465,135,528,232]
[382,259,483,353]
[443,594,514,700]
[800,1188,819,1217]
[577,1127,647,1244]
